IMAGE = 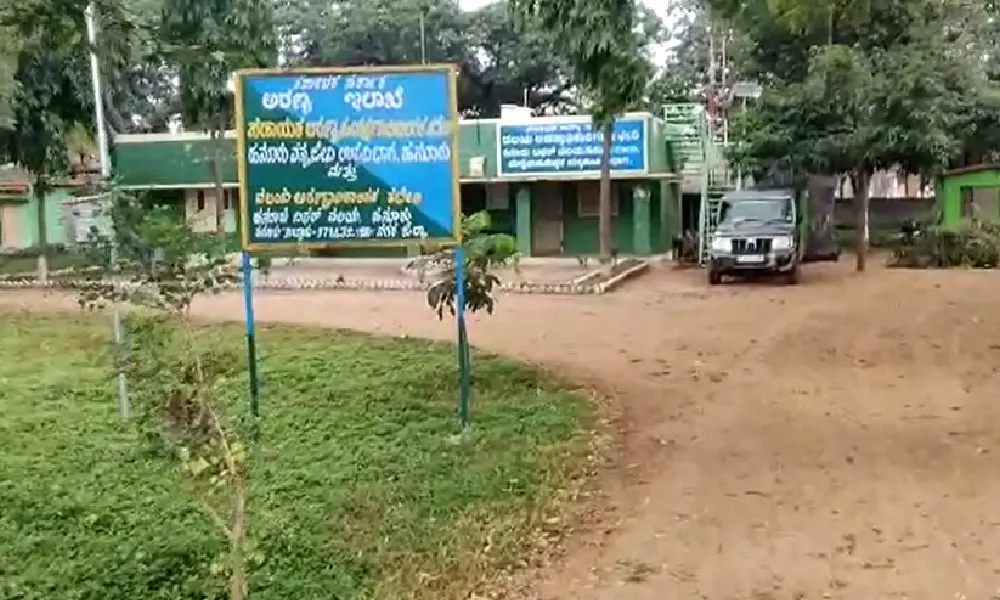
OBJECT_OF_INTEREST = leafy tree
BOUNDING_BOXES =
[940,0,1000,168]
[277,0,571,117]
[648,0,713,105]
[422,211,517,318]
[160,0,275,243]
[4,0,177,136]
[0,29,19,132]
[714,0,982,271]
[508,0,654,261]
[462,3,573,117]
[589,45,651,261]
[0,0,167,281]
[3,22,92,279]
[282,0,469,69]
[99,0,182,135]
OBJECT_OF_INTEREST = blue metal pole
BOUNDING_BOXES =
[241,250,260,421]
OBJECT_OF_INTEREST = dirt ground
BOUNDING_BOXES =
[3,259,1000,599]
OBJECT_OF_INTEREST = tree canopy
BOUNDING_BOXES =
[0,0,668,140]
[700,0,1000,269]
[0,30,19,132]
[714,0,1000,175]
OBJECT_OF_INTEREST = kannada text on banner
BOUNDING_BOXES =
[498,118,646,176]
[234,66,461,248]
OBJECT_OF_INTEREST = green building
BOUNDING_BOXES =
[0,163,101,249]
[113,112,683,257]
[937,164,1000,226]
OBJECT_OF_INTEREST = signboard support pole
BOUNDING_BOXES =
[241,250,261,426]
[455,247,470,431]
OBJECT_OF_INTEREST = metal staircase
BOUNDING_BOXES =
[662,103,705,183]
[663,102,736,264]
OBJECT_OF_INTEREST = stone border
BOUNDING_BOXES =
[600,259,650,292]
[0,261,650,295]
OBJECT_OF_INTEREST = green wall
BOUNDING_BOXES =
[511,180,671,256]
[938,168,1000,227]
[558,182,669,255]
[16,189,72,247]
[562,184,635,254]
[646,119,677,176]
[114,137,238,188]
[458,121,499,179]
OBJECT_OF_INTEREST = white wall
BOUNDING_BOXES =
[184,188,237,233]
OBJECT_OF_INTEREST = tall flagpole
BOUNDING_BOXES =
[85,3,129,421]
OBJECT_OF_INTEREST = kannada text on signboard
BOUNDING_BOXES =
[235,66,460,248]
[498,118,646,176]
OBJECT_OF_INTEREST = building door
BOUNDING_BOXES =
[0,205,16,248]
[531,183,563,255]
[961,186,1000,220]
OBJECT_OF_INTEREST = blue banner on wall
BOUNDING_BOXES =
[498,117,646,177]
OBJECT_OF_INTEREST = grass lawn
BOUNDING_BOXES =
[0,313,594,600]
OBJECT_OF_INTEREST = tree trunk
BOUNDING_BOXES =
[211,106,229,252]
[597,121,614,263]
[34,183,48,282]
[852,170,870,272]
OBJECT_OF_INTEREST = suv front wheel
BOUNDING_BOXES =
[708,268,723,285]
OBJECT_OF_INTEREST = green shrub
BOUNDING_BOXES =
[888,219,1000,269]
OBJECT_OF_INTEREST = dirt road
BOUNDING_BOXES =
[4,260,999,599]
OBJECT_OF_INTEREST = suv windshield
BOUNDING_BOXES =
[719,198,794,224]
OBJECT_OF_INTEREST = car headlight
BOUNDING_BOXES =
[771,236,793,250]
[710,236,729,252]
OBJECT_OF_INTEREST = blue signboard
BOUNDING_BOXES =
[233,65,461,249]
[498,118,646,176]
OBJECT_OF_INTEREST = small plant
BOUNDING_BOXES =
[888,218,1000,269]
[425,211,517,319]
[178,421,259,599]
[77,184,253,600]
[77,186,240,313]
